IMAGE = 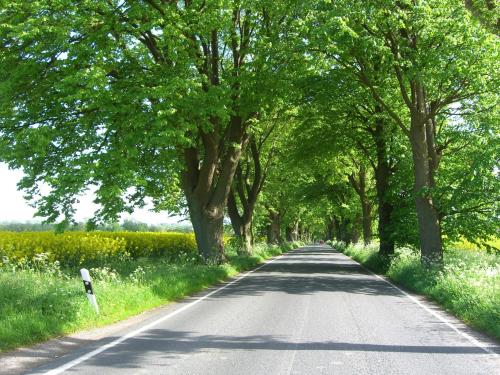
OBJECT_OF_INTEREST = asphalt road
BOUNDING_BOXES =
[27,246,499,375]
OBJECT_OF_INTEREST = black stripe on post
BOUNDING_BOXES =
[83,280,94,295]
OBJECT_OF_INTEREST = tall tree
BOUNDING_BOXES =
[0,0,302,262]
[307,0,498,266]
[227,133,272,254]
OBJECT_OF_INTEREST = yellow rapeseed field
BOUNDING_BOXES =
[0,231,197,265]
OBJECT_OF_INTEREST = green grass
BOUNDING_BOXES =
[334,241,500,341]
[0,242,300,352]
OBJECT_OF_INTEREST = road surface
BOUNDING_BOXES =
[27,246,499,375]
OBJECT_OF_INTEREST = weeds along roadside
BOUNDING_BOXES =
[329,240,500,341]
[0,240,303,353]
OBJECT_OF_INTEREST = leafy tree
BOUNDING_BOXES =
[225,105,297,253]
[464,0,499,34]
[0,0,303,262]
[1,0,497,267]
[306,0,498,266]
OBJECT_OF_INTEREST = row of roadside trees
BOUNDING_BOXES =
[0,0,498,266]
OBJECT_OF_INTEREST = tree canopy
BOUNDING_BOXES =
[1,0,498,264]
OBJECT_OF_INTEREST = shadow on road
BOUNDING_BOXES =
[82,329,492,369]
[200,246,400,299]
[31,246,497,373]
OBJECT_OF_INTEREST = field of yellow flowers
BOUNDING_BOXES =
[0,231,197,266]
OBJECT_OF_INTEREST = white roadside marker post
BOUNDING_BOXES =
[80,268,99,314]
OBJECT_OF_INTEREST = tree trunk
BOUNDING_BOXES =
[339,218,349,244]
[227,209,253,256]
[377,198,394,255]
[267,210,281,244]
[285,226,293,241]
[181,116,246,263]
[240,221,253,255]
[227,190,253,255]
[348,164,373,245]
[351,214,361,244]
[226,137,268,255]
[228,191,243,240]
[326,216,334,241]
[187,196,225,264]
[409,91,443,266]
[357,36,445,266]
[358,165,373,245]
[374,117,395,256]
[361,200,372,245]
[333,216,341,242]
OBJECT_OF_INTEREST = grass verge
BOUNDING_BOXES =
[0,242,301,352]
[332,241,500,341]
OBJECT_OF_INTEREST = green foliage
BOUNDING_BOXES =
[0,0,301,221]
[464,0,500,34]
[340,242,392,273]
[0,0,498,342]
[296,0,499,257]
[436,124,500,246]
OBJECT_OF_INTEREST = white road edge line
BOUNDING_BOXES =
[334,246,498,357]
[32,252,289,375]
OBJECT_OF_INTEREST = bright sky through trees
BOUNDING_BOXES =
[0,163,181,224]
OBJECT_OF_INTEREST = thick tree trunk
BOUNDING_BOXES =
[187,196,225,263]
[409,95,443,267]
[339,218,349,244]
[326,216,334,241]
[227,211,253,255]
[358,38,445,266]
[227,191,253,255]
[378,199,394,255]
[351,214,361,244]
[228,191,243,240]
[172,18,254,263]
[181,117,246,263]
[302,228,310,243]
[332,216,341,242]
[267,210,281,244]
[374,117,395,256]
[226,137,268,255]
[361,201,372,245]
[240,222,253,255]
